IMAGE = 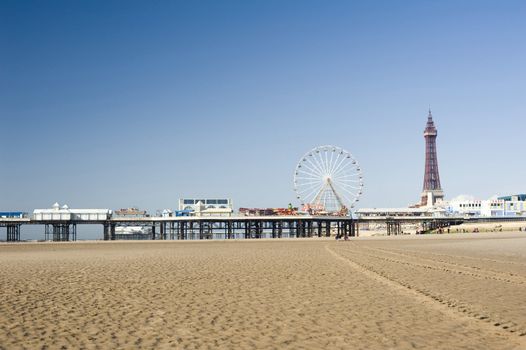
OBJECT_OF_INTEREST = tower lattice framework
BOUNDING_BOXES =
[421,109,443,206]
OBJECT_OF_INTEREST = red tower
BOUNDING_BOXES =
[420,109,444,206]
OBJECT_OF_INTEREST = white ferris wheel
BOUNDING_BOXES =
[293,145,363,214]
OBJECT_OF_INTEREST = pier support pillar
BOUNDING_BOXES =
[103,224,109,241]
[307,221,313,237]
[45,224,51,241]
[110,224,116,241]
[170,222,175,240]
[52,224,70,241]
[179,221,185,240]
[227,221,233,239]
[160,222,165,240]
[6,224,21,242]
[244,221,250,239]
[71,224,77,241]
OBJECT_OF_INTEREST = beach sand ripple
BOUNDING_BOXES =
[1,233,525,349]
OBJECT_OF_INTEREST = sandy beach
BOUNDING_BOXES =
[1,233,525,349]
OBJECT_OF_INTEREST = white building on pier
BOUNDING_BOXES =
[33,203,111,221]
[178,198,233,217]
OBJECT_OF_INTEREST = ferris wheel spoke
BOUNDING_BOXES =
[303,164,323,179]
[334,180,361,186]
[327,149,334,174]
[333,157,355,173]
[331,157,353,178]
[336,184,360,197]
[334,178,362,185]
[295,180,322,187]
[330,153,347,176]
[324,150,332,175]
[296,188,320,198]
[295,167,322,176]
[341,193,356,207]
[295,177,322,186]
[327,149,336,176]
[334,177,360,184]
[295,176,321,186]
[299,152,324,176]
[296,181,322,192]
[298,161,324,178]
[309,151,324,176]
[295,174,322,184]
[339,186,361,194]
[308,185,327,204]
[297,181,324,189]
[304,156,326,177]
[332,161,357,179]
[335,185,361,193]
[333,180,362,191]
[332,179,360,191]
[328,152,343,175]
[315,150,329,175]
[298,184,323,198]
[327,152,339,175]
[336,172,360,178]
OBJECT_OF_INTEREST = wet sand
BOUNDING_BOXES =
[1,232,526,349]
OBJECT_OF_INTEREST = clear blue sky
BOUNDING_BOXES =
[1,0,525,223]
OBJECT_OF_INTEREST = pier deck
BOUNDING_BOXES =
[1,215,358,242]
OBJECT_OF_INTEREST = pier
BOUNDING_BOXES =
[7,210,511,242]
[0,216,359,242]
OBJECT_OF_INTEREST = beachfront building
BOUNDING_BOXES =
[178,198,234,217]
[355,206,448,219]
[356,207,431,218]
[447,194,526,217]
[113,208,148,218]
[0,211,27,218]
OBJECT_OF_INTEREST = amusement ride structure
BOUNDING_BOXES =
[294,145,364,216]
